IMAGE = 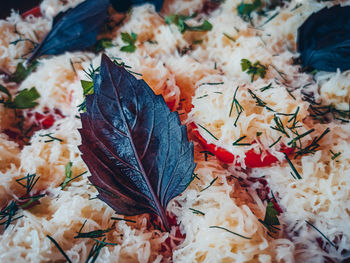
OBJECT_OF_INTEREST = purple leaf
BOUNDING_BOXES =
[27,0,109,63]
[78,54,195,231]
[297,5,350,72]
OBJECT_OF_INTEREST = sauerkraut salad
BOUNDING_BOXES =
[0,0,350,262]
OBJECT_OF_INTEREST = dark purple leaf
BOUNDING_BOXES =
[78,54,195,231]
[27,0,109,63]
[110,0,164,12]
[297,5,350,72]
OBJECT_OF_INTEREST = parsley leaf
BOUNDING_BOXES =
[120,32,138,53]
[241,59,267,81]
[94,38,114,52]
[165,14,213,33]
[0,86,40,109]
[237,0,262,22]
[259,201,280,234]
[9,62,38,83]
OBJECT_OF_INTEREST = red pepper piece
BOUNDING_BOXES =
[22,6,42,18]
[190,123,294,168]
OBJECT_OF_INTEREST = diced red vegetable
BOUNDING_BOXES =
[190,123,294,168]
[22,6,42,18]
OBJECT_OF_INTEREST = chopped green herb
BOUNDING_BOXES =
[294,128,330,158]
[269,136,281,148]
[200,176,218,192]
[60,162,86,190]
[47,235,72,263]
[305,220,335,248]
[196,94,208,99]
[16,173,40,195]
[237,0,262,22]
[256,132,263,137]
[229,86,244,127]
[20,194,45,209]
[200,150,215,161]
[259,11,279,27]
[223,33,235,42]
[209,226,252,239]
[310,103,350,123]
[197,123,218,140]
[39,133,63,143]
[232,135,250,146]
[9,61,38,83]
[189,208,205,215]
[284,153,302,180]
[330,150,341,161]
[75,220,112,239]
[81,80,94,96]
[94,38,114,52]
[0,201,22,230]
[199,82,224,86]
[259,201,280,234]
[241,59,267,82]
[248,89,274,111]
[165,14,213,33]
[0,86,40,109]
[260,83,273,92]
[270,115,289,137]
[120,32,137,53]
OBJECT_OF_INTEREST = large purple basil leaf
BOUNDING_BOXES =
[78,54,195,231]
[297,5,350,72]
[27,0,109,63]
[110,0,164,12]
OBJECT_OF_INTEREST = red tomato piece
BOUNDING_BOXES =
[22,6,42,18]
[190,123,294,168]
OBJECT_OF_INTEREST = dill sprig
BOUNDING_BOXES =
[0,201,22,230]
[86,238,118,263]
[232,135,250,146]
[200,151,215,161]
[229,86,244,127]
[330,150,341,161]
[260,83,273,92]
[287,128,315,148]
[197,123,218,141]
[248,89,274,111]
[270,115,289,138]
[269,136,281,148]
[61,163,87,190]
[200,177,218,192]
[284,153,302,179]
[305,220,336,248]
[16,173,40,195]
[294,128,330,158]
[189,208,205,216]
[310,103,350,123]
[47,235,72,263]
[75,220,113,239]
[39,133,63,143]
[209,226,252,239]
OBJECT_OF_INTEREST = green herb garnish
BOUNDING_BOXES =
[241,59,267,82]
[294,128,330,158]
[330,150,341,161]
[9,61,38,83]
[47,235,72,263]
[16,173,40,196]
[237,0,262,22]
[0,201,22,230]
[248,89,274,111]
[165,14,213,33]
[189,208,205,215]
[197,123,218,140]
[284,153,302,180]
[0,86,40,109]
[120,32,137,53]
[232,135,250,146]
[60,162,86,190]
[305,220,335,248]
[209,225,252,239]
[223,33,235,42]
[229,86,244,127]
[95,38,114,52]
[258,201,280,235]
[39,133,63,143]
[200,176,218,192]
